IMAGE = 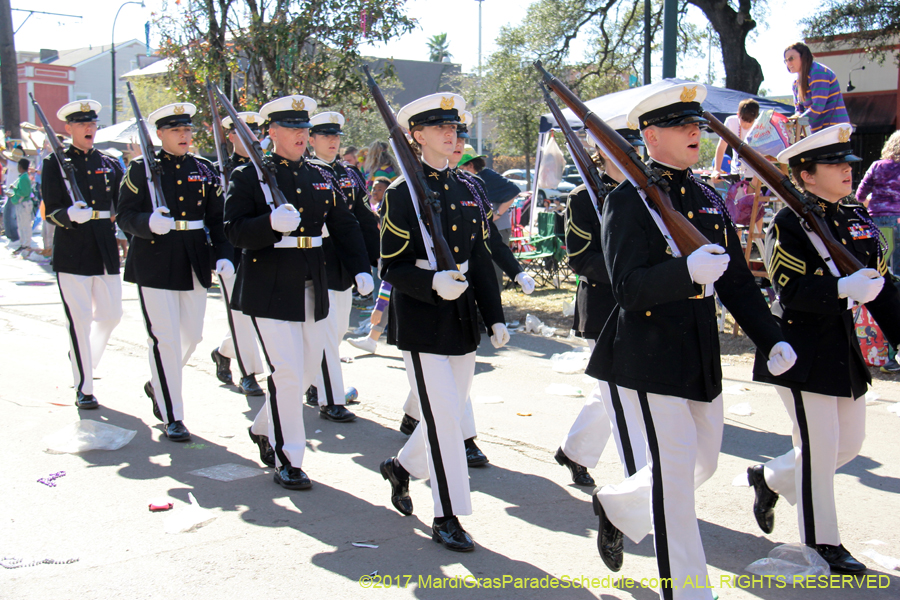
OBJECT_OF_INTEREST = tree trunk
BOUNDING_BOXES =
[688,0,763,94]
[0,0,21,139]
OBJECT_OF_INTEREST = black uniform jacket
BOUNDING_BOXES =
[565,177,618,339]
[752,198,900,398]
[380,162,504,356]
[460,169,523,280]
[224,153,370,322]
[42,146,122,276]
[588,163,784,402]
[118,150,229,290]
[307,157,380,291]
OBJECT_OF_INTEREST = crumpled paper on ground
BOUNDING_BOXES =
[164,493,216,534]
[43,420,136,454]
[861,549,900,571]
[524,314,556,337]
[550,348,591,374]
[745,543,830,577]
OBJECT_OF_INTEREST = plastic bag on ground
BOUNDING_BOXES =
[562,297,576,317]
[745,543,830,577]
[551,348,590,374]
[164,493,216,534]
[524,314,543,334]
[43,420,136,454]
[545,383,583,397]
[861,549,900,571]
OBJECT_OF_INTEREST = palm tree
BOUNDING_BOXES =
[426,33,452,63]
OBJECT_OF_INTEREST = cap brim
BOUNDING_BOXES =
[654,115,709,128]
[816,153,862,164]
[272,121,312,129]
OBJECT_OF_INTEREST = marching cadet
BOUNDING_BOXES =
[378,93,508,552]
[42,100,123,409]
[225,95,372,490]
[555,116,647,486]
[209,112,265,397]
[117,102,232,442]
[304,111,379,422]
[587,84,796,599]
[746,125,900,574]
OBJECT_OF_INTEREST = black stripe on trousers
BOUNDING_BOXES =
[637,391,673,600]
[609,384,638,477]
[137,286,175,423]
[792,388,817,545]
[251,317,290,468]
[410,352,454,517]
[219,279,248,377]
[56,273,86,393]
[320,353,335,406]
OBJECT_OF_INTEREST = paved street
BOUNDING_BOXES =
[1,242,898,599]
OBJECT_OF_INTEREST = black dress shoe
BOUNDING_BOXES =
[164,420,191,442]
[380,458,413,516]
[747,464,778,534]
[319,405,357,422]
[304,386,319,407]
[144,381,162,422]
[465,438,489,467]
[432,517,475,552]
[399,414,419,435]
[247,428,276,468]
[555,447,595,486]
[274,465,312,490]
[75,391,99,410]
[593,491,624,572]
[210,348,233,385]
[239,375,265,396]
[812,544,866,574]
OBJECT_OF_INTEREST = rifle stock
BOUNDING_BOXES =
[208,84,288,208]
[535,61,710,256]
[29,93,89,208]
[206,80,231,190]
[362,65,456,272]
[702,111,863,275]
[538,83,606,207]
[125,82,167,209]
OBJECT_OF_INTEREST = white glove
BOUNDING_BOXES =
[215,259,235,278]
[148,206,175,235]
[686,244,729,285]
[355,272,374,296]
[269,204,300,233]
[67,201,93,224]
[490,323,510,348]
[837,268,884,304]
[432,270,468,301]
[766,341,797,376]
[515,271,536,295]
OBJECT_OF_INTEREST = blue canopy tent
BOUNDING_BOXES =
[527,79,794,232]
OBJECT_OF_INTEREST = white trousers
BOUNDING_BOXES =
[314,288,353,406]
[250,286,326,469]
[403,388,477,440]
[217,272,264,376]
[597,390,723,600]
[762,387,866,546]
[137,272,207,423]
[15,201,33,248]
[397,351,476,518]
[57,272,123,396]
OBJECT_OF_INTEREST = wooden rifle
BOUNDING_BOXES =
[535,61,710,255]
[362,65,456,271]
[125,82,167,209]
[29,93,89,208]
[703,111,863,275]
[206,79,232,190]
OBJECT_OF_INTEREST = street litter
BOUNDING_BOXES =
[865,391,880,405]
[188,463,265,482]
[352,542,379,549]
[745,543,829,577]
[164,493,216,534]
[562,297,575,317]
[550,348,590,374]
[861,549,900,571]
[0,556,79,569]
[732,472,749,487]
[43,420,136,454]
[37,471,66,487]
[524,314,556,337]
[545,383,583,397]
[340,356,354,363]
[516,413,532,417]
[728,403,753,416]
[352,318,371,336]
[149,499,174,512]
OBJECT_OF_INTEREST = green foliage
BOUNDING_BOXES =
[698,137,717,170]
[427,32,452,63]
[804,0,900,64]
[118,75,181,121]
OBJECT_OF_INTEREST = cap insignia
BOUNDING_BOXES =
[292,98,305,111]
[246,115,256,124]
[680,86,698,103]
[440,96,454,111]
[838,127,851,143]
[627,120,638,130]
[173,105,185,115]
[330,114,339,123]
[80,102,91,112]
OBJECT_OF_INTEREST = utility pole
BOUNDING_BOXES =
[662,0,677,79]
[643,0,651,85]
[0,0,20,139]
[475,0,484,156]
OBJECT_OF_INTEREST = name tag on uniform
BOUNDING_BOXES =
[848,224,875,240]
[312,182,332,190]
[188,174,205,183]
[460,200,479,208]
[698,206,721,215]
[339,177,354,189]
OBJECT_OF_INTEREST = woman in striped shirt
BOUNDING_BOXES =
[785,42,850,132]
